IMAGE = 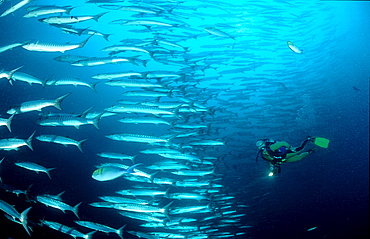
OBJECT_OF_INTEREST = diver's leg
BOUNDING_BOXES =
[285,152,310,162]
[294,138,310,152]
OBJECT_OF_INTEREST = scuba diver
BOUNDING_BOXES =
[256,137,329,176]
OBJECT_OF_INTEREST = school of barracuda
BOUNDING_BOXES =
[0,0,341,238]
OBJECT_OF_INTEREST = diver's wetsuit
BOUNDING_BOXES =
[262,139,311,165]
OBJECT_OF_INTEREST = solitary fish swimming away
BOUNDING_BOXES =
[92,163,142,181]
[287,41,303,54]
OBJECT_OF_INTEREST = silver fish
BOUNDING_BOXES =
[36,134,87,153]
[0,131,34,151]
[7,93,71,114]
[15,161,55,179]
[22,35,92,53]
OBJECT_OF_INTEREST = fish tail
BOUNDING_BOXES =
[130,154,138,164]
[149,171,159,183]
[79,34,94,48]
[26,131,36,151]
[93,12,107,22]
[84,231,96,239]
[6,114,14,132]
[54,92,71,110]
[117,225,126,239]
[163,201,173,220]
[92,112,104,129]
[164,187,170,198]
[20,207,32,236]
[89,81,99,92]
[73,202,82,219]
[65,6,74,15]
[103,33,111,41]
[77,139,88,153]
[46,168,56,180]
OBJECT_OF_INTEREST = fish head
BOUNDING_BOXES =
[92,168,104,181]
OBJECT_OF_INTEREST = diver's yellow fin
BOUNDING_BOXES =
[312,137,329,148]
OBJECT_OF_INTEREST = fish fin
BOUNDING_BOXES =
[79,34,94,48]
[77,139,88,153]
[89,81,99,92]
[85,231,96,239]
[54,92,71,110]
[93,12,108,22]
[6,114,14,132]
[20,207,32,236]
[46,168,56,179]
[72,202,82,219]
[92,112,104,129]
[117,225,126,239]
[26,131,35,151]
[163,201,173,220]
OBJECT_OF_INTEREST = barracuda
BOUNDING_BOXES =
[71,56,136,67]
[105,79,162,88]
[170,205,211,214]
[92,72,142,80]
[0,199,31,236]
[22,35,92,53]
[101,45,151,54]
[116,188,169,198]
[46,78,98,91]
[122,91,170,98]
[36,194,81,218]
[175,180,212,188]
[189,139,225,146]
[24,6,74,18]
[169,192,210,201]
[98,196,149,205]
[158,153,202,163]
[118,117,171,126]
[15,161,55,179]
[42,220,95,239]
[37,112,102,129]
[7,93,71,114]
[170,169,214,177]
[105,104,174,116]
[39,12,107,24]
[111,19,174,27]
[36,134,87,153]
[140,147,182,154]
[120,212,165,224]
[97,152,137,162]
[0,0,33,17]
[113,201,173,218]
[0,131,34,151]
[106,133,173,145]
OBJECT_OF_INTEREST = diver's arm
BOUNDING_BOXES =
[269,141,290,151]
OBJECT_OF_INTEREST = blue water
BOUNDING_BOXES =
[0,0,369,239]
